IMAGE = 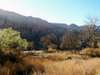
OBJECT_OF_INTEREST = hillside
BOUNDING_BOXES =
[0,9,100,49]
[0,9,76,49]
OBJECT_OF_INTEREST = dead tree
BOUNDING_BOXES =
[80,17,99,48]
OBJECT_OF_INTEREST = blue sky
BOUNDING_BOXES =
[0,0,100,25]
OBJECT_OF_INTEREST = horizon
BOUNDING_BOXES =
[0,0,100,25]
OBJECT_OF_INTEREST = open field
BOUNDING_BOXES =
[1,48,100,75]
[22,48,100,75]
[40,58,100,75]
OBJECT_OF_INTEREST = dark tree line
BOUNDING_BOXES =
[0,16,100,50]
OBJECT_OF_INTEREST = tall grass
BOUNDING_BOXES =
[1,48,100,75]
[38,58,100,75]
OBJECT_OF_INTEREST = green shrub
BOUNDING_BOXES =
[0,28,28,52]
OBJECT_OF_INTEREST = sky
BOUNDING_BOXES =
[0,0,99,25]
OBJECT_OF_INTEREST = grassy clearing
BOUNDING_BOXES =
[41,58,100,75]
[1,48,100,75]
[31,48,100,75]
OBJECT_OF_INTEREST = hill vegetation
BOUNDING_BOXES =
[0,9,100,50]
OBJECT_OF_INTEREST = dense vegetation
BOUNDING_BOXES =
[0,28,28,50]
[0,9,100,50]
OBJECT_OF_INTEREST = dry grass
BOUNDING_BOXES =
[31,49,100,75]
[32,58,100,75]
[1,48,100,75]
[80,48,100,57]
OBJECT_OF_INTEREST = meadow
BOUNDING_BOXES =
[26,48,100,75]
[1,48,100,75]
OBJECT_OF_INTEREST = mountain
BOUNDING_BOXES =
[0,9,70,49]
[68,24,80,31]
[0,9,70,32]
[1,9,100,49]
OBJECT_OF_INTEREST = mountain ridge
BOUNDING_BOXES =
[0,9,99,49]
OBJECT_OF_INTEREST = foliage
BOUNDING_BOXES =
[60,30,80,49]
[0,28,28,50]
[41,33,57,49]
[0,52,35,75]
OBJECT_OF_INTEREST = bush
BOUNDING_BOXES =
[0,52,34,75]
[80,48,100,57]
[0,28,28,53]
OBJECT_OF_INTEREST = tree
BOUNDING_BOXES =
[60,30,80,49]
[80,17,99,48]
[40,33,57,49]
[0,28,28,52]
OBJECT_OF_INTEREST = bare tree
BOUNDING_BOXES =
[40,33,57,49]
[80,17,99,48]
[60,30,79,49]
